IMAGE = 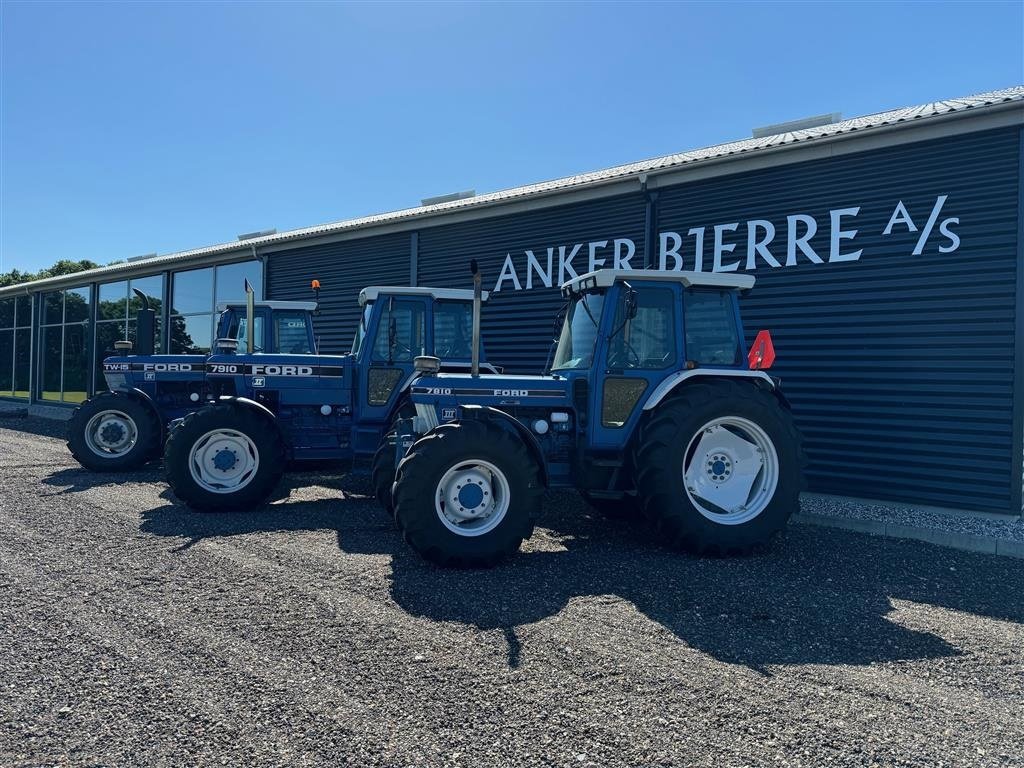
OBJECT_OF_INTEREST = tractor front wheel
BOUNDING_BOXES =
[634,381,802,555]
[67,392,161,472]
[164,404,285,511]
[393,420,542,567]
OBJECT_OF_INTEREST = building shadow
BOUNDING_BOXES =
[136,488,1024,672]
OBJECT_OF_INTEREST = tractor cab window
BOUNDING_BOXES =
[352,302,373,355]
[433,301,474,359]
[372,298,426,363]
[684,290,741,365]
[275,311,313,354]
[607,287,676,370]
[551,291,605,371]
[226,312,265,352]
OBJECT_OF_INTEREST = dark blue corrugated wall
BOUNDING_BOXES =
[266,231,411,354]
[267,125,1021,513]
[655,126,1020,513]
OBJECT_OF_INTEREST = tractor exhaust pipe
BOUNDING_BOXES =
[470,259,482,378]
[244,278,255,354]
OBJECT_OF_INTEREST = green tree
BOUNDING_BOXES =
[0,258,105,288]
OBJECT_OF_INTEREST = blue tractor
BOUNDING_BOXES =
[161,285,497,510]
[67,291,322,472]
[389,268,804,567]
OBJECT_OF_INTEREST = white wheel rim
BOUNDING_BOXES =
[187,428,260,494]
[84,410,138,458]
[682,416,779,525]
[434,458,510,537]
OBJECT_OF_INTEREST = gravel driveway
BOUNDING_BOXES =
[1,417,1022,767]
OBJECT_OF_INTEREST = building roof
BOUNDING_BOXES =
[2,85,1021,298]
[357,286,489,305]
[562,269,755,295]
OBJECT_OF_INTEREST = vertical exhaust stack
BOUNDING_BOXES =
[131,288,156,356]
[245,278,255,354]
[470,259,482,378]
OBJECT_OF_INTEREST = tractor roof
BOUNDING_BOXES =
[358,286,490,306]
[216,300,318,312]
[561,269,755,296]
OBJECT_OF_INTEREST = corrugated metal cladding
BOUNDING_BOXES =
[656,126,1021,512]
[266,231,411,353]
[417,193,647,373]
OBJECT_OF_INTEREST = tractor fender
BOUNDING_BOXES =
[213,396,283,435]
[458,404,549,487]
[642,369,777,411]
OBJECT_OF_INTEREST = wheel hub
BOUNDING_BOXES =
[433,459,511,537]
[213,448,239,472]
[99,421,127,446]
[188,429,260,494]
[84,409,138,457]
[683,420,778,525]
[441,468,494,522]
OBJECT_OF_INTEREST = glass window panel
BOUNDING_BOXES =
[0,298,13,329]
[172,267,214,315]
[215,261,262,305]
[98,281,128,320]
[227,314,265,352]
[62,323,90,402]
[433,301,473,359]
[43,292,63,325]
[684,291,740,366]
[275,311,312,354]
[64,286,91,324]
[169,314,212,354]
[0,329,13,395]
[608,287,676,370]
[372,299,425,362]
[40,326,63,400]
[13,330,30,399]
[15,295,31,328]
[130,275,164,318]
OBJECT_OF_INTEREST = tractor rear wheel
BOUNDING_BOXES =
[67,392,161,472]
[164,404,285,512]
[393,420,542,567]
[633,381,801,555]
[371,431,398,517]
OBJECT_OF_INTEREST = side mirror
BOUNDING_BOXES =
[624,285,639,320]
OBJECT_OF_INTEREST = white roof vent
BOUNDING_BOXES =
[421,190,475,207]
[237,228,277,241]
[752,113,842,138]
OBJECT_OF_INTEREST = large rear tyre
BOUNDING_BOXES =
[164,404,285,512]
[633,381,802,555]
[393,420,542,568]
[371,431,398,517]
[67,392,161,471]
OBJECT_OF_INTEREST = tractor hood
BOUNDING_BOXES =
[101,354,206,390]
[409,372,573,407]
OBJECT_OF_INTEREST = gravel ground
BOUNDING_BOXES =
[801,493,1024,543]
[1,416,1023,768]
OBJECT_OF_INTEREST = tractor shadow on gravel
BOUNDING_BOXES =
[138,483,1024,673]
[384,494,1024,671]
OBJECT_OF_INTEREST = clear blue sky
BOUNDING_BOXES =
[1,0,1021,273]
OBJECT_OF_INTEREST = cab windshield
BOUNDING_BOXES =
[551,291,605,371]
[352,301,373,355]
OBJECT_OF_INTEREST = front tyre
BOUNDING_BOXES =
[634,381,802,555]
[67,392,160,471]
[164,404,284,511]
[393,420,542,567]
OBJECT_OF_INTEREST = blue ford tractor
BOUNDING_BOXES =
[389,267,803,567]
[162,285,497,510]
